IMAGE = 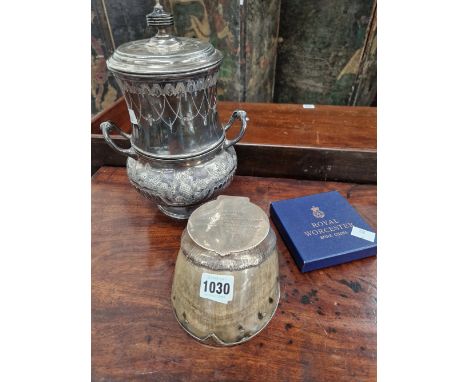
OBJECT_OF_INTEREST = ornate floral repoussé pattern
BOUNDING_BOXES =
[126,146,236,207]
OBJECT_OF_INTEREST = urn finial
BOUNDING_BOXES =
[146,1,174,28]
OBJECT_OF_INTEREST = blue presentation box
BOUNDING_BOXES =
[270,191,377,272]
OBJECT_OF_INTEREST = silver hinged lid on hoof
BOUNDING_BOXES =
[171,196,280,346]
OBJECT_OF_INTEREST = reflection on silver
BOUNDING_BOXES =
[188,196,271,256]
[99,2,247,219]
[126,145,237,219]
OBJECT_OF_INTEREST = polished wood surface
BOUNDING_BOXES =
[91,98,376,150]
[92,167,376,381]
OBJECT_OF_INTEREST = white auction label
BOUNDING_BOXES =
[351,226,376,242]
[128,109,138,124]
[199,273,234,304]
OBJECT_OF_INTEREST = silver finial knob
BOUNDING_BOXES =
[146,1,174,28]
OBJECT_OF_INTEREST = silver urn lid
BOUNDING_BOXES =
[107,1,223,77]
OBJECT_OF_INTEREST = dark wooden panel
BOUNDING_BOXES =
[92,99,377,150]
[274,0,375,105]
[236,144,376,184]
[91,134,376,183]
[91,135,129,176]
[92,168,376,381]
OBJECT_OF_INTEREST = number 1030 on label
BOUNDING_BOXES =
[199,273,234,304]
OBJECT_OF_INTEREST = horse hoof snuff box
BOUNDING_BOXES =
[171,195,280,346]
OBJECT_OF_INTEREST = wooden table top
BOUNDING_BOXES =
[92,167,376,382]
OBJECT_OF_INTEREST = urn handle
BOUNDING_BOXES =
[100,121,138,160]
[223,110,248,149]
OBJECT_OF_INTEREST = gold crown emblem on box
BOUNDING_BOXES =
[310,206,325,219]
